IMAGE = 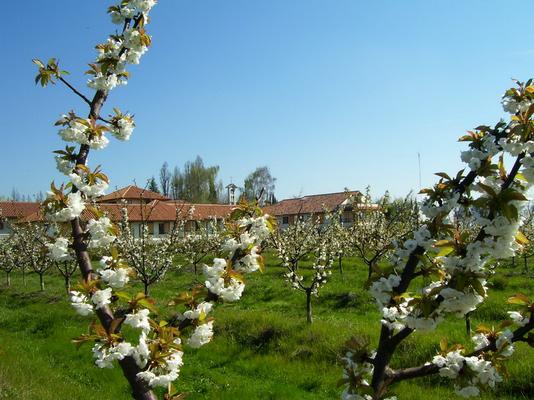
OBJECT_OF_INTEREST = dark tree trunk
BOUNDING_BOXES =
[465,312,471,336]
[66,84,158,400]
[371,326,396,395]
[512,256,515,268]
[367,262,373,279]
[306,289,313,324]
[193,262,198,275]
[65,276,71,295]
[144,282,149,296]
[39,273,45,291]
[338,256,343,274]
[6,271,10,287]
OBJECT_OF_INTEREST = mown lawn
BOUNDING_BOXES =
[0,254,533,399]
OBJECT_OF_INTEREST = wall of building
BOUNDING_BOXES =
[0,219,14,238]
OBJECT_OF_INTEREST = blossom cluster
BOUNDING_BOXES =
[46,237,73,261]
[273,212,342,298]
[87,0,156,91]
[342,82,534,399]
[204,213,272,301]
[432,349,506,398]
[86,217,116,248]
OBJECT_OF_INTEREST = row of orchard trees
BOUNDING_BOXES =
[22,0,534,398]
[269,189,421,324]
[2,187,534,314]
[0,221,77,292]
[0,205,226,296]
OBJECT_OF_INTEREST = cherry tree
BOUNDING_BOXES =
[117,206,181,295]
[13,222,53,291]
[176,215,224,274]
[516,203,534,272]
[272,211,342,323]
[34,2,275,398]
[340,81,534,400]
[0,236,19,287]
[348,189,419,279]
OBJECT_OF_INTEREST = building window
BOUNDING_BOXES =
[282,216,289,224]
[158,223,165,235]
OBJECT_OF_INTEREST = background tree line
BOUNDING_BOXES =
[147,156,277,205]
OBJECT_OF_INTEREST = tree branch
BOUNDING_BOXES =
[58,77,92,106]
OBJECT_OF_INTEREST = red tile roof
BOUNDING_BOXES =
[24,200,236,223]
[0,202,41,220]
[263,191,361,216]
[96,185,170,203]
[174,203,237,220]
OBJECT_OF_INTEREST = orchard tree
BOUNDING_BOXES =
[517,203,534,272]
[176,215,224,274]
[34,3,275,398]
[0,236,19,287]
[339,81,534,400]
[13,222,53,291]
[348,188,419,279]
[272,211,342,323]
[116,205,181,295]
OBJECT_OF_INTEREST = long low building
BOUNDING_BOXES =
[263,191,378,228]
[2,186,236,238]
[0,201,41,237]
[2,187,378,237]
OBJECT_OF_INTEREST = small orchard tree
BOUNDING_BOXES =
[176,216,224,274]
[517,203,534,272]
[56,258,79,294]
[339,80,534,400]
[0,236,19,287]
[272,211,341,323]
[117,206,181,295]
[348,189,419,279]
[45,223,84,294]
[13,222,53,291]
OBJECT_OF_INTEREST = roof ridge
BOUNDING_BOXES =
[277,191,359,202]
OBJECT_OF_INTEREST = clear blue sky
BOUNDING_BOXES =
[1,0,533,201]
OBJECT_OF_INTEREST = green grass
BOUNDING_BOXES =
[0,255,533,399]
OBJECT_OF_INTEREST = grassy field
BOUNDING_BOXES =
[0,254,533,400]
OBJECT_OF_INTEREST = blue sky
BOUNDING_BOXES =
[1,0,533,201]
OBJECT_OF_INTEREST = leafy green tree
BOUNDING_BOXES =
[171,156,222,203]
[243,166,276,205]
[147,176,159,193]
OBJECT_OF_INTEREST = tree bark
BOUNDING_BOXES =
[6,271,10,287]
[65,276,71,295]
[144,282,149,296]
[39,273,45,291]
[306,289,313,324]
[465,312,471,336]
[67,85,157,400]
